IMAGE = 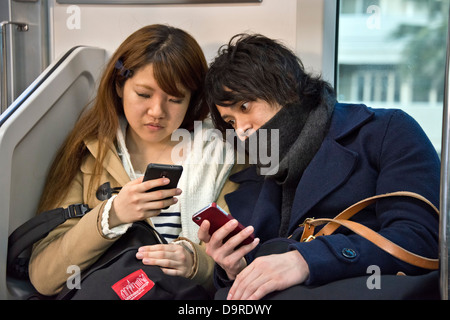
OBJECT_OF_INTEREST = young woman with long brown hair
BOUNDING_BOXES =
[29,24,234,296]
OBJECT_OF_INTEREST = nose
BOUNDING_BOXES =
[147,95,166,119]
[235,120,253,141]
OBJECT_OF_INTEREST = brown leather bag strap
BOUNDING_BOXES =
[300,191,440,270]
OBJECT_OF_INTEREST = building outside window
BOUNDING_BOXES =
[336,0,449,154]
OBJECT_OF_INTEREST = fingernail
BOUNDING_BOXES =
[136,252,143,259]
[163,178,170,184]
[176,188,182,195]
[244,226,254,234]
[228,219,238,227]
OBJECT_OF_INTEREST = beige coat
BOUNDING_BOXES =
[29,138,224,296]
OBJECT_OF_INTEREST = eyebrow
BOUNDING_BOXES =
[135,83,187,98]
[217,103,239,122]
[134,83,154,90]
[221,114,231,122]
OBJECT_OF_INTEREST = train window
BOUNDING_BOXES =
[336,0,450,154]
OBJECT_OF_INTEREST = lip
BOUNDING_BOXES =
[145,122,164,131]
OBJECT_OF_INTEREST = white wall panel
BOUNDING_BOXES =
[50,0,302,65]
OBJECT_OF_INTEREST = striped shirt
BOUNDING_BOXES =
[150,211,182,243]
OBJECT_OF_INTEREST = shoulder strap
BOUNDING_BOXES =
[299,191,439,270]
[7,204,90,278]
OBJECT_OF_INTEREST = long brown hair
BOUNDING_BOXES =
[38,24,209,212]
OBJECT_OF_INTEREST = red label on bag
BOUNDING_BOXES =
[111,269,154,300]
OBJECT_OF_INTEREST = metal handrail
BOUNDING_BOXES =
[1,21,29,114]
[440,5,450,301]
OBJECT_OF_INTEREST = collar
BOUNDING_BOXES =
[328,103,374,140]
[83,137,130,186]
[116,117,138,179]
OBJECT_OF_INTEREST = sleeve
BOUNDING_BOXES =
[100,195,132,239]
[173,236,216,293]
[290,110,440,285]
[29,170,118,296]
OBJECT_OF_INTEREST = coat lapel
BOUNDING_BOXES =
[288,104,374,231]
[288,138,358,230]
[224,165,265,226]
[225,166,282,240]
[84,138,130,186]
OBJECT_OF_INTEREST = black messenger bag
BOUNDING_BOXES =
[7,204,210,300]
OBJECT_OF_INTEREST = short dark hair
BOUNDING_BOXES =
[205,33,335,131]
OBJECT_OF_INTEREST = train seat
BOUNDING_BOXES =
[0,46,106,299]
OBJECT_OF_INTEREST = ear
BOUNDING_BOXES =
[115,82,124,99]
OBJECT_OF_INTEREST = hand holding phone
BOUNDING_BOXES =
[143,163,183,209]
[192,203,255,247]
[143,163,183,190]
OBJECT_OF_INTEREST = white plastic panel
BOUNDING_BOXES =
[0,46,106,299]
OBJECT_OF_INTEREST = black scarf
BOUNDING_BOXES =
[254,88,336,236]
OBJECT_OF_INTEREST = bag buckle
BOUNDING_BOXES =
[65,204,90,219]
[303,235,316,242]
[299,217,315,229]
[299,217,316,242]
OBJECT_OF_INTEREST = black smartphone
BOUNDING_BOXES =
[143,163,183,191]
[143,163,183,208]
[192,202,255,247]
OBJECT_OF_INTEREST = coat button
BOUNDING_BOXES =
[342,248,357,259]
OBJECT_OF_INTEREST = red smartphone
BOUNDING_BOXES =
[192,203,255,246]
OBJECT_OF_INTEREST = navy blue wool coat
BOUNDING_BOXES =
[222,103,440,286]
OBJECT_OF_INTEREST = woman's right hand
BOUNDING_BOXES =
[108,176,181,227]
[198,219,259,280]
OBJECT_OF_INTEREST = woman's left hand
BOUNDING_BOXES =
[136,243,194,277]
